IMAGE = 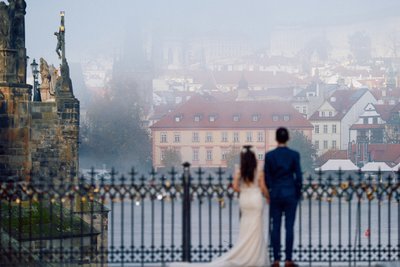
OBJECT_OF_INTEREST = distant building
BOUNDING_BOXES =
[348,144,400,167]
[349,102,400,166]
[150,94,313,169]
[350,103,386,144]
[291,80,338,119]
[310,89,377,155]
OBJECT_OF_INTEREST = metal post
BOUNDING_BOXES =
[182,162,191,262]
[31,59,41,102]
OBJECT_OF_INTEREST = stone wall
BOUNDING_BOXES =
[30,101,60,181]
[56,94,80,182]
[30,95,79,183]
[0,84,79,183]
[0,83,32,181]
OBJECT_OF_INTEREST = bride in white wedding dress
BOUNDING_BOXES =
[171,146,270,267]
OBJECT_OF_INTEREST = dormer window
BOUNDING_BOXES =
[252,114,260,122]
[272,115,279,122]
[194,114,201,122]
[283,115,290,121]
[233,114,240,122]
[175,96,182,104]
[175,115,182,122]
[209,115,216,122]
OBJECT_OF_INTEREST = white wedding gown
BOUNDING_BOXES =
[171,182,269,267]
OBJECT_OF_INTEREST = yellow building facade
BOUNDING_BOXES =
[151,94,313,169]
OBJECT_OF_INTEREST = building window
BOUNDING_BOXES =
[160,149,165,161]
[323,125,328,134]
[194,115,201,122]
[257,131,264,142]
[332,140,337,149]
[315,125,319,134]
[161,132,167,143]
[302,106,307,114]
[272,115,279,121]
[193,149,199,161]
[258,153,264,160]
[332,124,337,134]
[233,114,240,122]
[192,132,199,142]
[233,132,239,142]
[252,114,260,122]
[206,132,213,142]
[221,132,228,142]
[221,150,228,161]
[315,140,319,149]
[363,118,368,124]
[246,132,253,142]
[329,111,333,117]
[206,150,213,161]
[209,115,216,122]
[283,115,290,121]
[323,140,328,149]
[175,96,182,104]
[174,133,180,143]
[373,117,378,124]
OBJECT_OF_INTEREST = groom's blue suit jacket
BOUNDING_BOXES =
[264,146,303,200]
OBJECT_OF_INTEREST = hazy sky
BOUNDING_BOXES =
[24,0,400,64]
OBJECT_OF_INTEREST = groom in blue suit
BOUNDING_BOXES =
[264,127,302,267]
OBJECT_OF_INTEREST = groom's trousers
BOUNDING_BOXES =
[270,193,298,261]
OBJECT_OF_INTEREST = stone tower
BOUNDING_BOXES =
[0,3,80,183]
[0,0,31,181]
[29,11,80,183]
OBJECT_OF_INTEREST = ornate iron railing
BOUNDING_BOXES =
[0,166,399,266]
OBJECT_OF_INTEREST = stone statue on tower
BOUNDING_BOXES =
[53,11,73,95]
[54,11,66,61]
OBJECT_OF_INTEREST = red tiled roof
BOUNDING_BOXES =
[368,144,400,164]
[375,104,399,121]
[151,94,313,130]
[316,150,348,166]
[371,88,400,102]
[329,89,368,111]
[310,89,370,121]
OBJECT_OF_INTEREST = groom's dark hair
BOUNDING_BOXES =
[276,127,289,144]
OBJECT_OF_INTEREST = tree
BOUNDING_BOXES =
[289,131,317,175]
[225,146,241,173]
[161,148,182,170]
[79,76,152,172]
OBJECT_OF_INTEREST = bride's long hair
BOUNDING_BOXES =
[240,145,257,183]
